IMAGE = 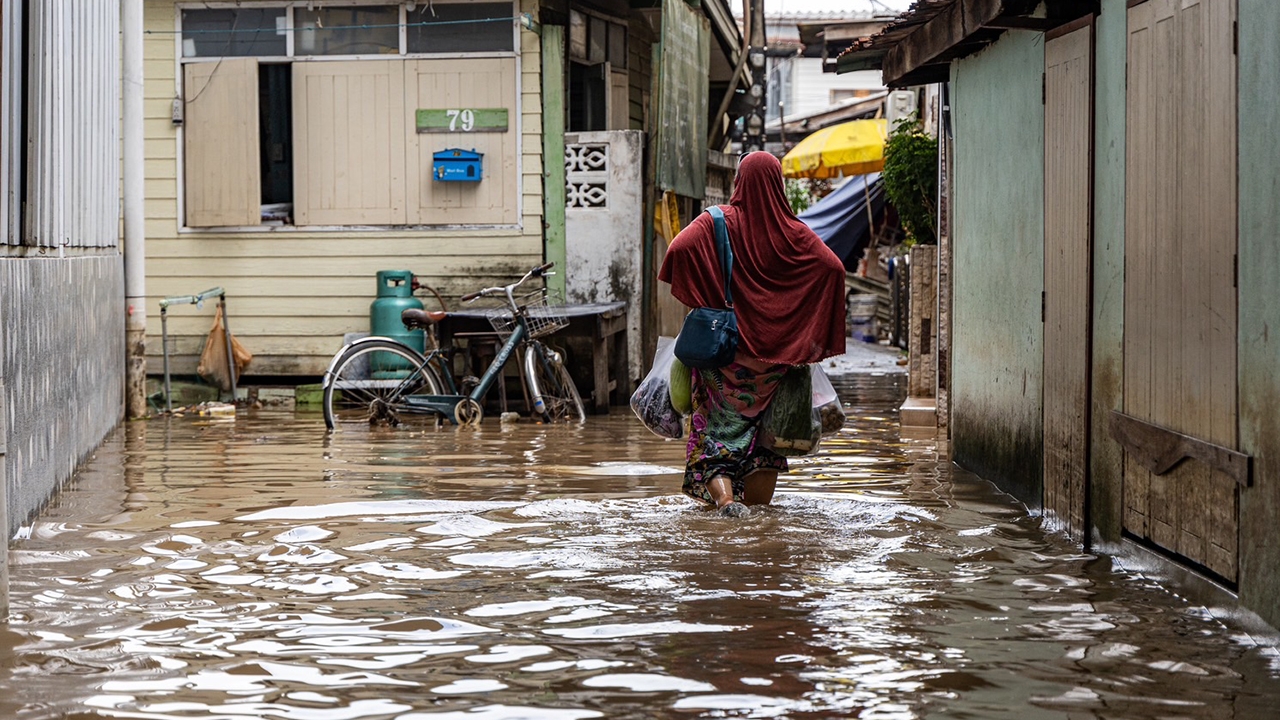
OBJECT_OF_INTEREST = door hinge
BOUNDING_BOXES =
[1041,72,1046,104]
[1233,20,1238,55]
[1233,254,1238,288]
[1041,290,1046,322]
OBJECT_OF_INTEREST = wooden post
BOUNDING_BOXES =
[541,25,567,301]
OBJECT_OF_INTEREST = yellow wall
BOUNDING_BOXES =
[144,0,544,376]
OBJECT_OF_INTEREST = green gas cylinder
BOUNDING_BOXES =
[370,270,424,377]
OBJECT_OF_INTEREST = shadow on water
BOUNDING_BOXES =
[2,373,1279,719]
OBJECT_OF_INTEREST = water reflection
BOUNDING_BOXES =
[1,372,1278,719]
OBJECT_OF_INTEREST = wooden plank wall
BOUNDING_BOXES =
[144,0,544,377]
[1124,0,1238,580]
[1043,22,1093,541]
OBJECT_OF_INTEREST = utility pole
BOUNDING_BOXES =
[742,0,767,153]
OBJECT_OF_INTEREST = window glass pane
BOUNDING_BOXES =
[587,16,606,64]
[182,9,286,58]
[569,10,587,61]
[608,22,627,69]
[407,3,514,53]
[295,6,399,56]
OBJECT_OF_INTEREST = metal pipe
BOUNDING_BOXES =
[220,296,238,402]
[122,0,147,419]
[161,308,171,413]
[158,288,227,411]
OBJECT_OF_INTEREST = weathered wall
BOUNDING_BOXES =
[564,130,645,384]
[1088,0,1127,546]
[1237,0,1280,628]
[1,256,125,535]
[949,32,1045,507]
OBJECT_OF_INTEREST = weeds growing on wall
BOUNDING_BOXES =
[882,118,938,244]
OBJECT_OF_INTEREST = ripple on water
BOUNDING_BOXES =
[3,388,1279,720]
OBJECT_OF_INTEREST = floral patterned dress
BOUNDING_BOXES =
[682,357,791,504]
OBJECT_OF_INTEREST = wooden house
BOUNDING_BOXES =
[142,0,746,382]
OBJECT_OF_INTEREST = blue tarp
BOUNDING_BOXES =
[798,173,885,273]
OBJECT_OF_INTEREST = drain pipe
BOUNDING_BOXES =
[122,0,147,419]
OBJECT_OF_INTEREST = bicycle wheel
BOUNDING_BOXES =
[323,339,443,429]
[523,341,586,423]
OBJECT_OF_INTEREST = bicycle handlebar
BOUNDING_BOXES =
[461,262,556,305]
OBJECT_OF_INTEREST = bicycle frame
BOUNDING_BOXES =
[324,262,560,428]
[400,319,530,424]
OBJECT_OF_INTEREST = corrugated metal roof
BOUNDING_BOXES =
[831,0,1083,84]
[835,0,959,66]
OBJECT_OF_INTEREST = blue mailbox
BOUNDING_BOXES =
[432,148,483,182]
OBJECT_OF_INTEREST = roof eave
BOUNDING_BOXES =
[834,0,1092,86]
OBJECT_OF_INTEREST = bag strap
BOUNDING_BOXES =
[705,206,734,308]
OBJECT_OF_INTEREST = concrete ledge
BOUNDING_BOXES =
[900,396,937,428]
[1100,537,1280,644]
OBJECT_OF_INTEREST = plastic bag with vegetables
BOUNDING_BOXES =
[629,336,686,439]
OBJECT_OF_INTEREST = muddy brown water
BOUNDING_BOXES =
[2,374,1279,719]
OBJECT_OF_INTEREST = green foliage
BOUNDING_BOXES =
[785,178,813,214]
[881,118,938,244]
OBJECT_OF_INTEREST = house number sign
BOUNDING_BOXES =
[416,108,509,133]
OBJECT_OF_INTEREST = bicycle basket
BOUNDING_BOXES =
[485,288,569,340]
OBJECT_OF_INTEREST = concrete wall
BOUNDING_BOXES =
[1088,0,1128,546]
[1237,0,1280,629]
[948,32,1045,508]
[1,256,125,535]
[564,129,645,384]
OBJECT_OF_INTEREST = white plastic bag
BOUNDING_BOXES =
[811,364,846,436]
[630,336,685,439]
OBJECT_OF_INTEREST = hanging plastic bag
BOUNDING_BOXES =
[812,365,846,436]
[630,336,685,439]
[759,364,846,456]
[197,306,252,391]
[759,366,820,456]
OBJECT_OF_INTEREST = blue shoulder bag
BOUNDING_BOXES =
[673,206,739,369]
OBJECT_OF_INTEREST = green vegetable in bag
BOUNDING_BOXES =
[669,357,693,415]
[764,366,819,455]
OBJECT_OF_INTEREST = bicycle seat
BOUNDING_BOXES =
[401,308,448,329]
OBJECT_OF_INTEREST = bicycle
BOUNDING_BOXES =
[321,262,586,430]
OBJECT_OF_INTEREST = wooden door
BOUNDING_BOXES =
[1043,19,1094,541]
[1123,0,1238,580]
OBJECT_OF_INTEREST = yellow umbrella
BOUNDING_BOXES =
[781,118,888,179]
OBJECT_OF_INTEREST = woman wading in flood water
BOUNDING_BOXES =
[659,152,846,517]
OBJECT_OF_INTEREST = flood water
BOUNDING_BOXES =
[3,373,1279,719]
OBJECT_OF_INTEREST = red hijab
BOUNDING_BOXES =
[659,152,846,365]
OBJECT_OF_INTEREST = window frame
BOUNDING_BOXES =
[173,0,524,233]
